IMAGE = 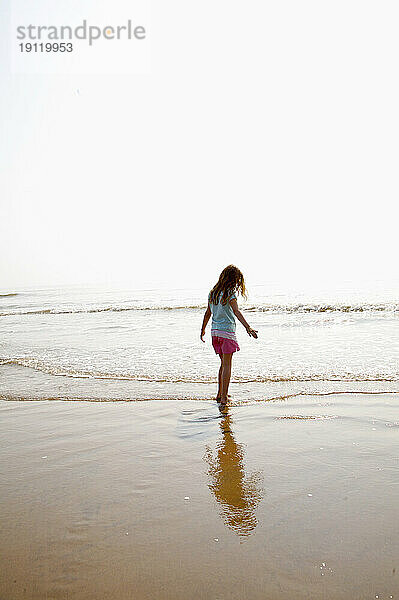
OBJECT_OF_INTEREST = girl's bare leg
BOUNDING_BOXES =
[216,354,223,399]
[216,355,231,401]
[220,353,233,403]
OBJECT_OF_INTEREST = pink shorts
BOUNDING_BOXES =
[212,335,240,355]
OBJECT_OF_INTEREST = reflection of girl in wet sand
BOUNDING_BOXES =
[203,410,264,537]
[200,265,258,405]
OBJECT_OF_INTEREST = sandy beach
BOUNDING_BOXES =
[1,392,398,600]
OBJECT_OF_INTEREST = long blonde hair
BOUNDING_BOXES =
[209,265,247,305]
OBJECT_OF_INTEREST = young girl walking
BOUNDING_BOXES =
[200,265,258,405]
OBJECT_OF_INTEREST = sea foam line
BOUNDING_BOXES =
[1,389,399,404]
[1,357,398,384]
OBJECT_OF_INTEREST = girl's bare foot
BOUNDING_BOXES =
[216,394,231,402]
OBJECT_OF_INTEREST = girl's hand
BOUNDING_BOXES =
[246,326,258,339]
[200,331,206,342]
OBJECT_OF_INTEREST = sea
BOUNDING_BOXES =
[1,280,399,403]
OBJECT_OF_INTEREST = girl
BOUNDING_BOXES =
[200,265,258,405]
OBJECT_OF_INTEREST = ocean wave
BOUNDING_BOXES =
[0,304,205,317]
[1,301,399,317]
[1,357,398,383]
[244,302,399,314]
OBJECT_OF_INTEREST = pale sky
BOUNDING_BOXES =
[1,0,398,291]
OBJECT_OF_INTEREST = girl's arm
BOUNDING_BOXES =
[200,304,211,342]
[229,298,258,339]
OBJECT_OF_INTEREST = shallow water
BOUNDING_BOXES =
[1,394,398,599]
[1,281,399,401]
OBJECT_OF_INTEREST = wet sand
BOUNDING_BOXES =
[1,394,398,599]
